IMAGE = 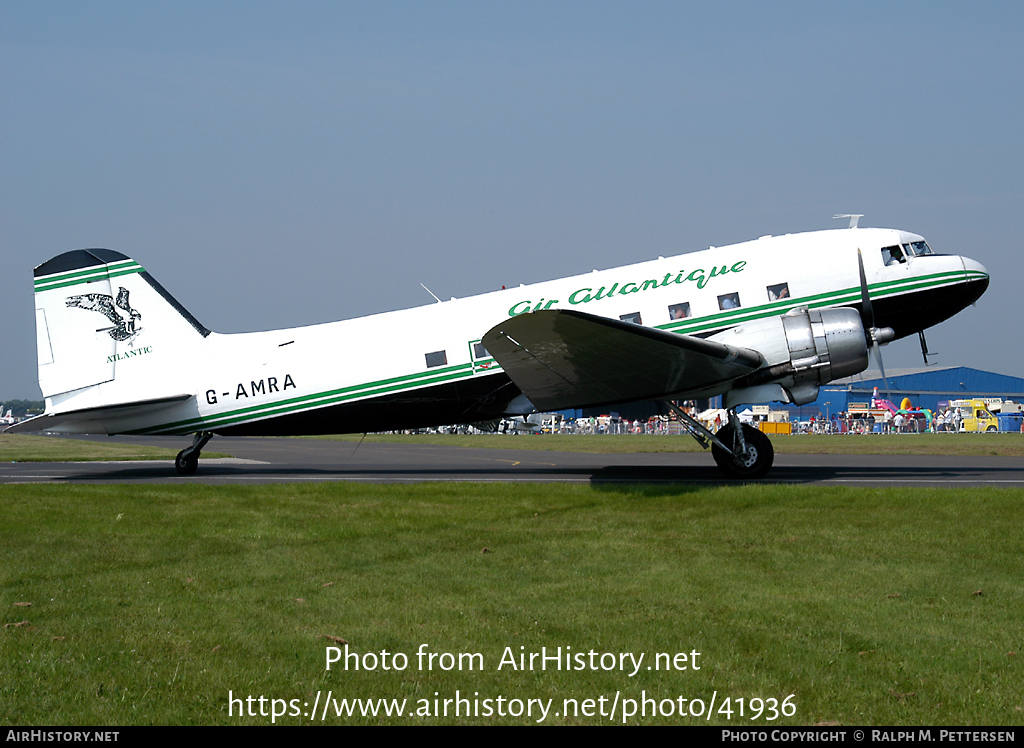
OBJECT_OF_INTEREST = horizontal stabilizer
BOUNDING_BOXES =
[5,394,193,435]
[482,309,764,411]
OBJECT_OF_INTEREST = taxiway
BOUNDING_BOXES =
[1,435,1022,487]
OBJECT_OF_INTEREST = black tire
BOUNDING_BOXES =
[711,423,774,479]
[175,450,199,476]
[986,425,997,432]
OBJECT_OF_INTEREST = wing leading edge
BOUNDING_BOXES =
[481,309,764,412]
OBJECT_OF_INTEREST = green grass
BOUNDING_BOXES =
[4,431,1019,464]
[301,432,1024,457]
[0,434,230,462]
[1,482,1022,725]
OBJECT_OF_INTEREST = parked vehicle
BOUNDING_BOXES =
[950,399,1000,432]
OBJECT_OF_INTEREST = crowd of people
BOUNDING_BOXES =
[797,407,963,434]
[427,402,1024,436]
[933,407,964,432]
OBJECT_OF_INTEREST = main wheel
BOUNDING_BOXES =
[711,423,774,479]
[175,450,199,476]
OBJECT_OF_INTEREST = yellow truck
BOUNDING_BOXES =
[950,399,1000,432]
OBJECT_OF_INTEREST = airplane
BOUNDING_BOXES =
[6,218,988,478]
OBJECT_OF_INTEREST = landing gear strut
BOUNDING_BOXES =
[666,402,774,479]
[175,431,213,476]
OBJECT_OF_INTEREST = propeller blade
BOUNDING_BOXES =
[857,248,875,332]
[872,341,893,405]
[858,248,894,404]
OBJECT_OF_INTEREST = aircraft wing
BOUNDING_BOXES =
[481,309,764,411]
[4,394,193,435]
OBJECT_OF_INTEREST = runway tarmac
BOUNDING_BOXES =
[2,434,1023,487]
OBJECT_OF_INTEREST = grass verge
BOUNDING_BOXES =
[1,482,1022,725]
[0,434,230,462]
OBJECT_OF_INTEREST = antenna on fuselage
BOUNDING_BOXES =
[834,214,863,229]
[420,283,443,303]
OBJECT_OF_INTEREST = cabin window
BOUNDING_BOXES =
[472,342,489,359]
[906,240,933,257]
[718,292,741,310]
[668,302,691,320]
[619,312,642,325]
[882,245,906,265]
[767,283,790,302]
[425,350,448,368]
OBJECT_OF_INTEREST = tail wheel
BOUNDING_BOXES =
[712,423,775,479]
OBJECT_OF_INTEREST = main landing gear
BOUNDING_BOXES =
[175,431,213,476]
[710,421,774,479]
[667,403,775,479]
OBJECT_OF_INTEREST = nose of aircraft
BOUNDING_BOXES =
[961,255,989,304]
[962,255,989,279]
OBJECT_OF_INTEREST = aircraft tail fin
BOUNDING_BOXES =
[33,249,209,399]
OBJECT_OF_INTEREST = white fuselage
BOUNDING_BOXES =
[36,227,988,435]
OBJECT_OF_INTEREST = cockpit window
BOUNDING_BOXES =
[881,245,906,266]
[905,240,933,257]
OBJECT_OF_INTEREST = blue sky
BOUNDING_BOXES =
[2,1,1021,399]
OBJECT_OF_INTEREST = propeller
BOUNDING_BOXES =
[857,249,896,404]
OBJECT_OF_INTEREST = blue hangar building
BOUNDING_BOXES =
[783,366,1024,419]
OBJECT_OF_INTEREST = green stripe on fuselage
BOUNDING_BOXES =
[657,270,966,335]
[135,363,476,435]
[135,270,977,434]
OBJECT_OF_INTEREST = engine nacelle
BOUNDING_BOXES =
[710,307,870,406]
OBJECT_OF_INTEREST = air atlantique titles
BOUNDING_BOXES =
[507,261,748,317]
